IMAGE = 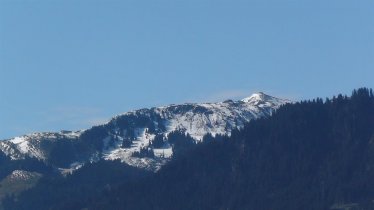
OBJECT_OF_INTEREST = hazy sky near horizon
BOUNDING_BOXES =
[1,0,373,139]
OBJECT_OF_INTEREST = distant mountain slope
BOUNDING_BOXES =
[0,170,42,202]
[0,92,289,170]
[5,88,374,210]
[79,88,374,210]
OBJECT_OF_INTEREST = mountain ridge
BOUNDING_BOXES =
[0,92,290,171]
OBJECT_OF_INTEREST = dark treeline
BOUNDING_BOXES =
[1,160,150,210]
[3,88,374,210]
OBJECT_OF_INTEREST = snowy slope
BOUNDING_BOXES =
[7,170,41,181]
[0,92,290,170]
[0,131,82,160]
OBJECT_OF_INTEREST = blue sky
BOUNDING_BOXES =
[1,0,373,139]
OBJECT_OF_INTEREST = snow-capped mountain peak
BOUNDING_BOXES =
[241,92,290,107]
[241,92,267,102]
[0,92,290,171]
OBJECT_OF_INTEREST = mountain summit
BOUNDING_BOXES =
[241,92,289,106]
[0,92,290,171]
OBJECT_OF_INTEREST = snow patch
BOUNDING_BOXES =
[8,170,38,181]
[154,147,173,158]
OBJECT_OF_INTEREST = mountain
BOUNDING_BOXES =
[0,92,290,171]
[4,88,374,210]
